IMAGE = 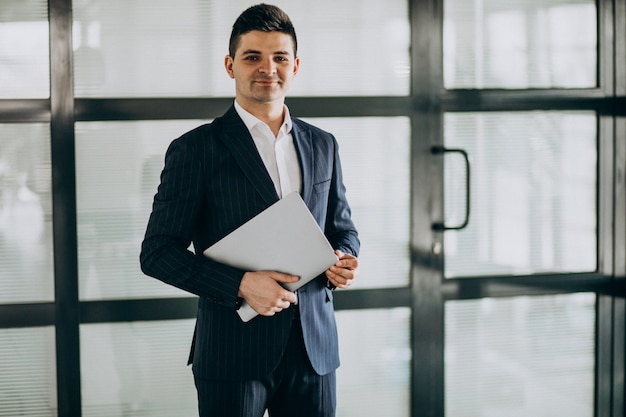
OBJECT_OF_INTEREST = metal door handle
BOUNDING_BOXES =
[431,145,471,231]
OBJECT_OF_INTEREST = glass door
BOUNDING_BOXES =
[411,0,616,415]
[441,111,598,416]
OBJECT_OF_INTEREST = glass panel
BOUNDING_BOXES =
[77,117,409,298]
[80,312,408,417]
[445,293,595,417]
[443,111,596,278]
[81,320,196,417]
[444,0,597,89]
[0,0,49,98]
[75,121,205,300]
[73,0,409,97]
[336,308,410,417]
[304,118,411,289]
[0,326,57,415]
[0,123,54,303]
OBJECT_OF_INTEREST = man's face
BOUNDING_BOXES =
[225,30,299,107]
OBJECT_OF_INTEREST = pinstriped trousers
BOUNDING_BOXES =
[193,317,337,417]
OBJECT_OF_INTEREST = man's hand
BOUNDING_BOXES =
[325,250,359,289]
[238,271,299,316]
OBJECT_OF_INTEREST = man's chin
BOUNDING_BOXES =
[251,93,284,104]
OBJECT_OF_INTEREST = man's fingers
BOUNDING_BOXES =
[267,273,298,303]
[258,295,296,316]
[333,252,359,270]
[280,291,298,304]
[325,252,359,289]
[271,272,300,283]
[239,271,299,315]
[325,269,352,288]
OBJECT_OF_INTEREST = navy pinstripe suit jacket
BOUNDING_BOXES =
[140,106,359,381]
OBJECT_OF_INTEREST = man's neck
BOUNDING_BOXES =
[236,98,285,136]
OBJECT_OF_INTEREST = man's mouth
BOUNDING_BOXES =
[254,79,279,85]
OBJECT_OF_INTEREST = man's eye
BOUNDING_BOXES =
[245,56,259,61]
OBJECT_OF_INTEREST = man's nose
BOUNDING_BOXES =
[259,58,276,74]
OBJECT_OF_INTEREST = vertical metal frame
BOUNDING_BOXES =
[597,0,626,416]
[409,0,445,415]
[609,0,626,413]
[599,0,616,277]
[49,0,81,415]
[597,2,616,415]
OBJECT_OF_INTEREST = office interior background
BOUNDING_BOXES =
[0,0,624,416]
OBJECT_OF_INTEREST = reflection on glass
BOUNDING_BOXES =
[304,118,411,289]
[445,293,595,417]
[73,0,409,97]
[336,308,410,417]
[81,320,196,417]
[444,0,597,89]
[443,111,596,278]
[0,327,57,415]
[0,124,54,303]
[0,1,49,98]
[75,121,206,300]
[76,117,410,298]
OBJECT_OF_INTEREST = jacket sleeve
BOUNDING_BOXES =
[324,135,360,257]
[139,135,243,309]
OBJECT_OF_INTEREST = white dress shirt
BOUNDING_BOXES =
[234,100,302,198]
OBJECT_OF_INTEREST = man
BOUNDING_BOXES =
[140,4,359,417]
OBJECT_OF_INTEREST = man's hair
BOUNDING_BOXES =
[228,3,297,58]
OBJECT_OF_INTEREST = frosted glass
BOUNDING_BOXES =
[73,0,409,97]
[0,1,49,98]
[75,121,206,300]
[444,0,597,89]
[80,312,408,417]
[445,293,595,417]
[0,123,54,303]
[0,327,57,416]
[81,320,197,417]
[76,117,409,299]
[336,308,410,417]
[443,111,597,278]
[304,118,411,289]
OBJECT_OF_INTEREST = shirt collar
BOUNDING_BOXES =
[234,100,292,136]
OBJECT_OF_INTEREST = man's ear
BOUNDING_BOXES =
[293,56,300,77]
[224,55,235,79]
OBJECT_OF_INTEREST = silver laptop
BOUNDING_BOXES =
[203,192,338,322]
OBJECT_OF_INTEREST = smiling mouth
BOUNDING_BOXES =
[254,79,280,85]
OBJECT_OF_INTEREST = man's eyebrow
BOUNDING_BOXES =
[241,49,291,56]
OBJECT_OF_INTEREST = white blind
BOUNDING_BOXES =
[73,0,410,98]
[0,0,49,98]
[81,320,197,417]
[445,293,595,417]
[79,312,411,417]
[444,0,597,89]
[443,111,597,278]
[304,118,411,289]
[0,123,54,303]
[337,308,410,417]
[75,120,205,301]
[76,117,410,299]
[0,327,57,416]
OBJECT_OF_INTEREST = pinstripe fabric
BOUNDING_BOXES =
[194,319,336,417]
[140,106,359,381]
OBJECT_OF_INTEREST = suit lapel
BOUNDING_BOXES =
[217,107,279,206]
[291,121,314,206]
